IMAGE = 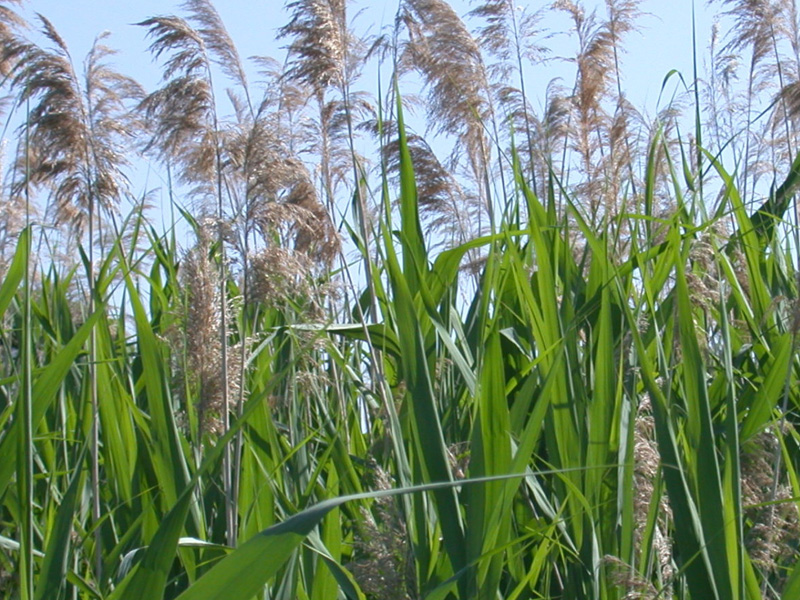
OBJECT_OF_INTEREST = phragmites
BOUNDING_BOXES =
[138,0,256,199]
[314,93,374,196]
[0,1,27,79]
[248,246,319,312]
[0,141,26,277]
[400,0,490,149]
[381,131,475,244]
[742,429,800,592]
[399,0,494,225]
[138,8,222,188]
[174,222,241,439]
[469,0,549,186]
[469,0,548,76]
[182,0,249,93]
[446,440,469,480]
[8,23,142,237]
[0,197,24,277]
[348,462,415,600]
[713,0,786,74]
[708,0,800,199]
[279,0,350,92]
[602,555,660,600]
[631,395,674,597]
[285,177,341,264]
[278,0,370,228]
[554,0,644,225]
[140,0,341,313]
[220,101,341,265]
[686,224,727,312]
[556,0,616,152]
[535,81,573,187]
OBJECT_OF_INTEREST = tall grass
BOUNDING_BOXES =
[1,0,800,599]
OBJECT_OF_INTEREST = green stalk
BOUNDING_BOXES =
[88,154,102,587]
[17,95,34,600]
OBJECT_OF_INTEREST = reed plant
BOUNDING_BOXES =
[1,0,800,599]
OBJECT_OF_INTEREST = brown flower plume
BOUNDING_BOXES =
[555,0,643,225]
[741,429,800,593]
[175,222,241,438]
[279,0,351,92]
[138,3,227,190]
[399,0,493,216]
[9,20,142,235]
[469,0,549,185]
[0,0,27,78]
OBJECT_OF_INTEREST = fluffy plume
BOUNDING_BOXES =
[9,23,142,235]
[382,130,477,243]
[400,0,492,182]
[0,139,27,276]
[222,83,341,266]
[278,0,351,92]
[713,0,786,72]
[602,555,660,600]
[174,223,241,438]
[278,0,371,217]
[139,1,252,186]
[0,0,27,78]
[138,12,220,188]
[709,0,800,198]
[469,0,549,80]
[247,245,336,318]
[182,0,249,94]
[631,395,674,597]
[554,0,644,224]
[141,2,340,297]
[469,0,550,188]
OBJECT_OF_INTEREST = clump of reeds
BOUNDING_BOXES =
[2,1,800,598]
